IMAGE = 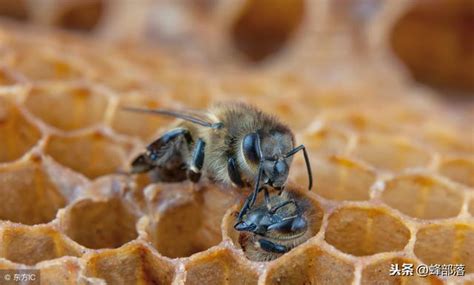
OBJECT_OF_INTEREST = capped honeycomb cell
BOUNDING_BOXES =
[0,226,81,265]
[45,131,132,179]
[144,183,238,258]
[296,156,375,201]
[265,244,355,285]
[184,248,258,285]
[0,158,67,225]
[382,174,464,220]
[325,206,410,256]
[0,98,41,163]
[84,242,175,285]
[111,94,175,140]
[438,157,474,187]
[353,134,432,172]
[25,84,109,131]
[60,198,139,249]
[414,223,474,274]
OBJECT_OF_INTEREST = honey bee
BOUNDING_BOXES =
[234,191,313,261]
[124,102,312,217]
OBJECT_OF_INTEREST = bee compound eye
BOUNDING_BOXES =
[242,133,260,164]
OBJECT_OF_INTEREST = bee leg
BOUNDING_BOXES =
[227,157,245,188]
[264,187,271,210]
[257,239,289,253]
[268,216,307,232]
[187,138,205,183]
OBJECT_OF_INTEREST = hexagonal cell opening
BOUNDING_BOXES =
[184,248,259,285]
[111,95,175,140]
[54,0,105,32]
[0,226,81,265]
[45,132,131,179]
[231,0,305,62]
[0,160,67,225]
[294,156,374,201]
[84,243,175,284]
[11,48,86,82]
[439,158,474,187]
[145,184,238,258]
[60,198,139,249]
[265,245,355,285]
[225,187,324,262]
[0,100,41,163]
[390,0,474,93]
[353,134,432,172]
[25,85,109,131]
[381,175,464,220]
[325,207,410,256]
[414,223,474,274]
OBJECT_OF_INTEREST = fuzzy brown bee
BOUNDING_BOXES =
[235,191,313,261]
[124,102,312,217]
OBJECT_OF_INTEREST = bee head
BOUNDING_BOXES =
[242,129,294,189]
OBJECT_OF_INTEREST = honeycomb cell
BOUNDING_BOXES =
[301,127,351,157]
[325,207,410,256]
[439,158,474,187]
[0,99,41,163]
[0,159,67,225]
[414,223,474,274]
[84,242,175,285]
[184,248,259,285]
[382,175,464,220]
[353,134,432,172]
[45,131,132,179]
[10,48,87,82]
[25,84,109,131]
[265,245,355,285]
[0,66,25,86]
[145,184,238,258]
[0,226,81,265]
[361,256,441,285]
[231,0,305,62]
[54,0,105,32]
[295,156,375,201]
[37,258,85,285]
[470,198,474,216]
[0,0,28,21]
[60,198,138,249]
[111,94,175,140]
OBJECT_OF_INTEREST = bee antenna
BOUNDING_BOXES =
[285,145,313,190]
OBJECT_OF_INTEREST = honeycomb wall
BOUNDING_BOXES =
[0,11,472,285]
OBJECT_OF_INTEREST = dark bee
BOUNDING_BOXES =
[124,102,312,217]
[234,191,312,261]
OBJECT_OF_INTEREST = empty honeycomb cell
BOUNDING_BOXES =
[361,256,441,285]
[353,134,432,172]
[325,207,410,256]
[184,248,259,285]
[45,131,132,179]
[37,258,85,285]
[294,156,375,201]
[265,245,355,285]
[60,198,138,249]
[10,48,87,82]
[0,99,41,163]
[111,94,175,140]
[84,242,175,285]
[0,159,67,225]
[438,158,474,187]
[381,174,464,220]
[422,126,474,156]
[54,0,105,32]
[231,0,305,61]
[414,223,474,274]
[0,226,81,265]
[145,184,238,258]
[25,84,109,131]
[301,127,351,157]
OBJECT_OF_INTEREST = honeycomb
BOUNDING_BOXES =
[0,3,473,285]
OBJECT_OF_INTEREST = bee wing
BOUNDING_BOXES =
[122,107,223,129]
